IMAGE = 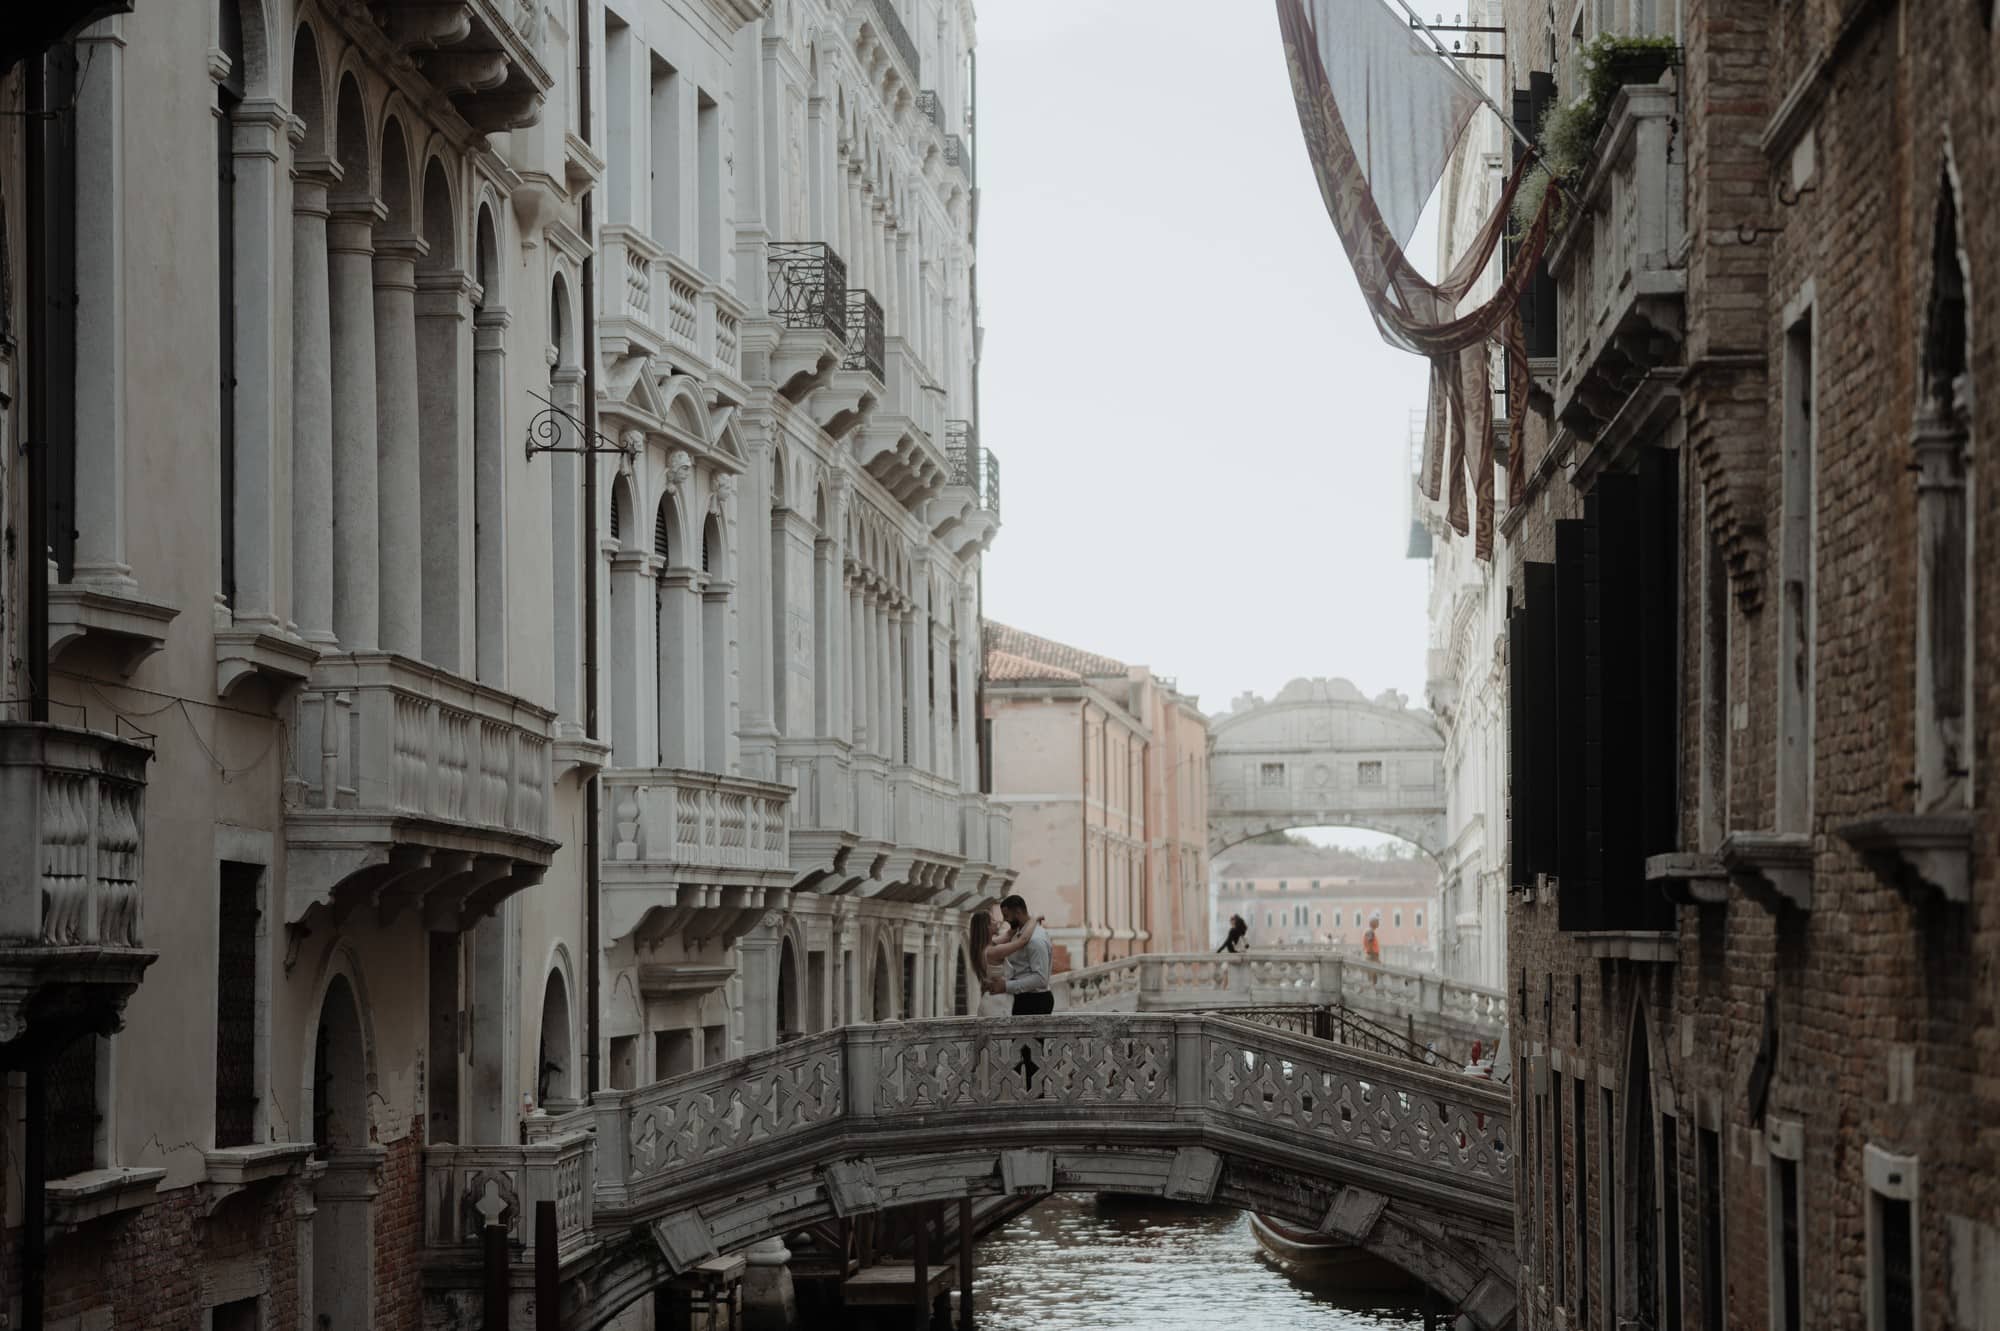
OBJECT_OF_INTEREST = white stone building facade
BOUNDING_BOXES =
[0,0,1005,1325]
[1416,0,1510,993]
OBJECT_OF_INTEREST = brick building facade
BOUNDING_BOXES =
[1482,1,2000,1328]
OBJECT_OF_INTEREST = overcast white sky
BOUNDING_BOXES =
[975,0,1441,723]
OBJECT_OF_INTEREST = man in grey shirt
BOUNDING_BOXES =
[985,894,1053,1015]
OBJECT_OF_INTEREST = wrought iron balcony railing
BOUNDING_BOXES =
[842,289,886,381]
[944,422,1000,517]
[915,90,942,130]
[767,242,849,339]
[944,133,971,178]
[870,0,921,82]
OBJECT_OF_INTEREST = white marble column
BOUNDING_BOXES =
[957,588,979,783]
[658,566,702,768]
[475,314,516,689]
[328,198,385,650]
[291,168,339,645]
[909,590,930,774]
[703,577,733,773]
[71,19,130,586]
[373,238,424,658]
[930,620,952,779]
[417,269,473,672]
[847,574,867,750]
[607,549,655,767]
[876,598,893,760]
[228,100,290,628]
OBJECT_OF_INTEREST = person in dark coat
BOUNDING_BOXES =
[1217,914,1248,953]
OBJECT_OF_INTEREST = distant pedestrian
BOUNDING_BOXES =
[984,894,1053,1014]
[1363,914,1382,965]
[1217,914,1248,953]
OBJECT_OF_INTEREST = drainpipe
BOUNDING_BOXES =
[576,0,601,1098]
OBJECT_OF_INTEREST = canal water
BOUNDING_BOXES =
[968,1194,1426,1331]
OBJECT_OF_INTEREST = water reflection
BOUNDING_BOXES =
[971,1195,1425,1331]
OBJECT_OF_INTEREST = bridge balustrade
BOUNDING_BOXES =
[443,1012,1517,1329]
[1048,951,1506,1047]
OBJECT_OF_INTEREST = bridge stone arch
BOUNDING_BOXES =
[1209,678,1447,858]
[442,1014,1516,1331]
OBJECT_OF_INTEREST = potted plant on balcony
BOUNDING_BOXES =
[1512,34,1681,240]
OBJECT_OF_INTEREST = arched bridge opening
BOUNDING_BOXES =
[422,1013,1517,1331]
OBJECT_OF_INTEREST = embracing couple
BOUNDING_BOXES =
[970,894,1053,1016]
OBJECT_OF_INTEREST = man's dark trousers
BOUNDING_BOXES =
[1011,991,1054,1016]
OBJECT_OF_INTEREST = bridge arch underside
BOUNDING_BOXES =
[1208,811,1448,861]
[541,1122,1516,1331]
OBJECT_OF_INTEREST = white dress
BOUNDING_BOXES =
[978,967,1012,1017]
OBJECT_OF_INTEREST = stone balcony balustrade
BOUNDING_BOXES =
[598,768,793,946]
[598,225,747,389]
[0,722,157,1050]
[1547,83,1686,439]
[777,741,1013,903]
[284,653,558,930]
[422,1129,595,1261]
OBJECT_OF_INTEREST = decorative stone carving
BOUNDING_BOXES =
[665,450,694,494]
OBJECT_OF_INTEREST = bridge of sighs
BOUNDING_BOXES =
[420,957,1516,1331]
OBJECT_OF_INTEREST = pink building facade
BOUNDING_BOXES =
[983,622,1210,969]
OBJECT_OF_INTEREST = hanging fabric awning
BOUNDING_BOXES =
[1277,0,1557,558]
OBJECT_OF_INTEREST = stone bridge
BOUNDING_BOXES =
[422,1009,1518,1331]
[1051,950,1508,1061]
[1209,678,1447,856]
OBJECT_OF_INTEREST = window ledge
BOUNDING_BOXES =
[45,1165,166,1230]
[1645,852,1730,907]
[1721,832,1814,914]
[1576,929,1678,963]
[199,1141,317,1217]
[1836,813,1973,907]
[47,583,179,677]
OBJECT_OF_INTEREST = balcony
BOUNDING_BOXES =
[932,421,1001,555]
[841,290,886,382]
[761,242,850,404]
[284,654,558,930]
[849,0,920,107]
[855,341,948,512]
[600,768,793,945]
[377,0,553,133]
[944,133,972,182]
[1546,83,1685,441]
[599,227,748,389]
[423,1130,595,1258]
[0,723,157,1050]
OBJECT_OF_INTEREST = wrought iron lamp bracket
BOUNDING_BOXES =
[523,389,634,461]
[1733,180,1817,245]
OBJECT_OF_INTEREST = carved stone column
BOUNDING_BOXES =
[290,165,340,645]
[373,237,425,658]
[327,196,385,650]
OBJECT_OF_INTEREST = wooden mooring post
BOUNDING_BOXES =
[957,1197,975,1330]
[910,1203,930,1329]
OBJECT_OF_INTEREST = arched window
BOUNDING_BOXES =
[538,969,574,1104]
[472,206,507,683]
[701,511,728,769]
[1914,170,1972,814]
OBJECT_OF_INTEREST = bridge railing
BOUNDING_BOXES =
[453,1014,1512,1242]
[1049,951,1507,1036]
[423,1129,595,1255]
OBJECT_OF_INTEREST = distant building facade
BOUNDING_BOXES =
[1210,843,1436,965]
[983,622,1210,968]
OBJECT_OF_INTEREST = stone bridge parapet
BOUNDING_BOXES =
[435,1013,1518,1331]
[1050,951,1507,1058]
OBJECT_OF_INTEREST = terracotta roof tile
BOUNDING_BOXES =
[985,649,1082,683]
[983,620,1129,680]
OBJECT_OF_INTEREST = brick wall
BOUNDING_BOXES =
[1495,0,2000,1328]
